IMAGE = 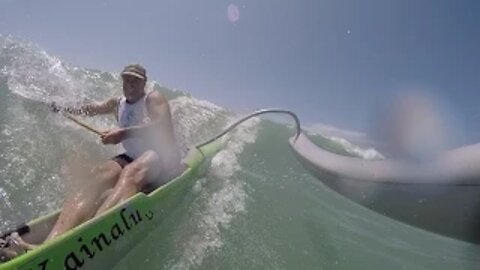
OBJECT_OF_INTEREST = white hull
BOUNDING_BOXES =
[290,133,480,244]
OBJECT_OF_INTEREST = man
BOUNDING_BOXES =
[45,64,184,241]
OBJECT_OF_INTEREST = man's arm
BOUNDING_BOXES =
[55,97,120,116]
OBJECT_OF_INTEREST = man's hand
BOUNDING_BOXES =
[48,102,63,113]
[101,129,126,145]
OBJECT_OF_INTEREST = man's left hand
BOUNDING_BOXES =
[101,129,126,145]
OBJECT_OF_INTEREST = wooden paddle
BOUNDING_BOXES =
[45,101,104,135]
[12,91,104,136]
[60,112,103,136]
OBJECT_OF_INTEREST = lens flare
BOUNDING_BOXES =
[227,4,240,23]
[371,90,456,161]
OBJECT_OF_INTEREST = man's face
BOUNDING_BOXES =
[122,75,145,102]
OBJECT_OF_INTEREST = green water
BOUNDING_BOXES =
[1,36,480,270]
[118,121,480,270]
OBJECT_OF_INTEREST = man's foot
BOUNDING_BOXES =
[0,237,16,262]
[0,248,17,262]
[9,232,37,251]
[0,232,37,262]
[0,235,18,262]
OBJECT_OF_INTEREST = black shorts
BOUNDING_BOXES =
[111,152,185,193]
[112,153,134,168]
[111,153,159,193]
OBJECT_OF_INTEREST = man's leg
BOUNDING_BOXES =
[45,160,122,241]
[95,151,160,215]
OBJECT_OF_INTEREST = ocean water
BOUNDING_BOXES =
[1,36,480,270]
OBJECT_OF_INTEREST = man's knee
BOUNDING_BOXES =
[121,163,148,186]
[68,197,97,219]
[137,150,158,164]
[92,161,122,184]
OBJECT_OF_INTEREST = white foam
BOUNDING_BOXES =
[0,187,11,209]
[170,181,247,269]
[329,136,384,160]
[169,113,260,269]
[169,96,226,155]
[2,37,120,106]
[1,38,260,266]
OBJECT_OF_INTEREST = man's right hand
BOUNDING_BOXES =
[48,102,63,113]
[100,129,126,145]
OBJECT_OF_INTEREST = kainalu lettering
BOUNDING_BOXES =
[64,251,84,270]
[90,233,111,251]
[110,223,124,240]
[120,208,131,231]
[78,237,95,258]
[37,259,49,270]
[129,210,142,225]
[145,211,154,220]
[25,207,154,270]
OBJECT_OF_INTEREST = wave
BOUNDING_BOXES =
[0,36,396,269]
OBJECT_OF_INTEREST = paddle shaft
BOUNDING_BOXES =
[61,112,103,135]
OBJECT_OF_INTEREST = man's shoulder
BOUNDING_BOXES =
[146,90,167,106]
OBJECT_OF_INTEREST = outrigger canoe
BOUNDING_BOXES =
[290,132,480,244]
[0,140,223,270]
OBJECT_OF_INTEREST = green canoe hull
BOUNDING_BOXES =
[0,140,223,270]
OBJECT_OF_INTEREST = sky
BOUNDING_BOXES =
[1,0,479,143]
